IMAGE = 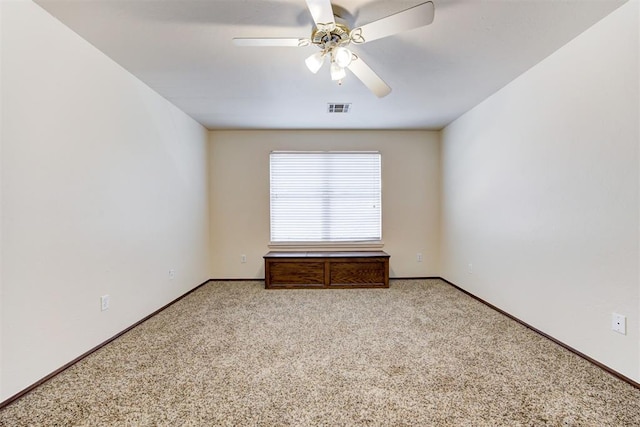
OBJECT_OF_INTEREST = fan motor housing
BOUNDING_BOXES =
[311,23,350,48]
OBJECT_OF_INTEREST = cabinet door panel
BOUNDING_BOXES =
[269,261,325,286]
[330,261,386,286]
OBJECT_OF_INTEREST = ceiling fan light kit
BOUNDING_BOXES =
[305,51,326,73]
[233,1,435,98]
[330,61,347,82]
[333,46,353,68]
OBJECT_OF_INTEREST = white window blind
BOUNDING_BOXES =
[270,151,381,243]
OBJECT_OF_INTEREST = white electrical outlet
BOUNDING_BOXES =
[468,263,473,274]
[100,295,110,311]
[612,313,626,335]
[241,254,247,263]
[416,253,423,262]
[169,269,175,279]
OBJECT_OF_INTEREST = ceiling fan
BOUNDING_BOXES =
[233,0,435,98]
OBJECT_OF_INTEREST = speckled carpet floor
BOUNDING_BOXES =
[1,279,639,426]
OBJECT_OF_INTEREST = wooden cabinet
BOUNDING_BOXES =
[264,251,390,289]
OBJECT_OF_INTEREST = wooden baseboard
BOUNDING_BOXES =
[213,277,444,282]
[0,279,212,409]
[212,277,440,281]
[439,277,640,390]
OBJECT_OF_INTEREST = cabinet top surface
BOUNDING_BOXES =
[264,250,389,259]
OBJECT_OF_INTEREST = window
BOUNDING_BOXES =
[270,151,382,243]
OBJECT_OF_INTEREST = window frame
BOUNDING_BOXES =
[269,150,383,247]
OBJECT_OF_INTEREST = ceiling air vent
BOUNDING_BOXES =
[327,103,351,113]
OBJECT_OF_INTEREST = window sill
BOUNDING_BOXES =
[268,241,384,250]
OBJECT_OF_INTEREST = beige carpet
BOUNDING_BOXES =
[1,279,639,426]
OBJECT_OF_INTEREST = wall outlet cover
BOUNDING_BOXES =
[612,313,626,335]
[100,295,110,311]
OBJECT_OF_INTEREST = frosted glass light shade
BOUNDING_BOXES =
[330,62,346,81]
[305,51,325,73]
[333,46,352,68]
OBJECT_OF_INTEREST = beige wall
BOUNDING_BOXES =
[0,0,4,398]
[0,1,210,400]
[441,1,639,381]
[209,130,441,279]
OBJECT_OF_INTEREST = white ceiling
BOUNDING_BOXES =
[34,0,626,130]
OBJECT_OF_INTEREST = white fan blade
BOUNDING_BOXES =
[356,1,434,44]
[233,38,304,47]
[305,0,335,28]
[347,56,391,98]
